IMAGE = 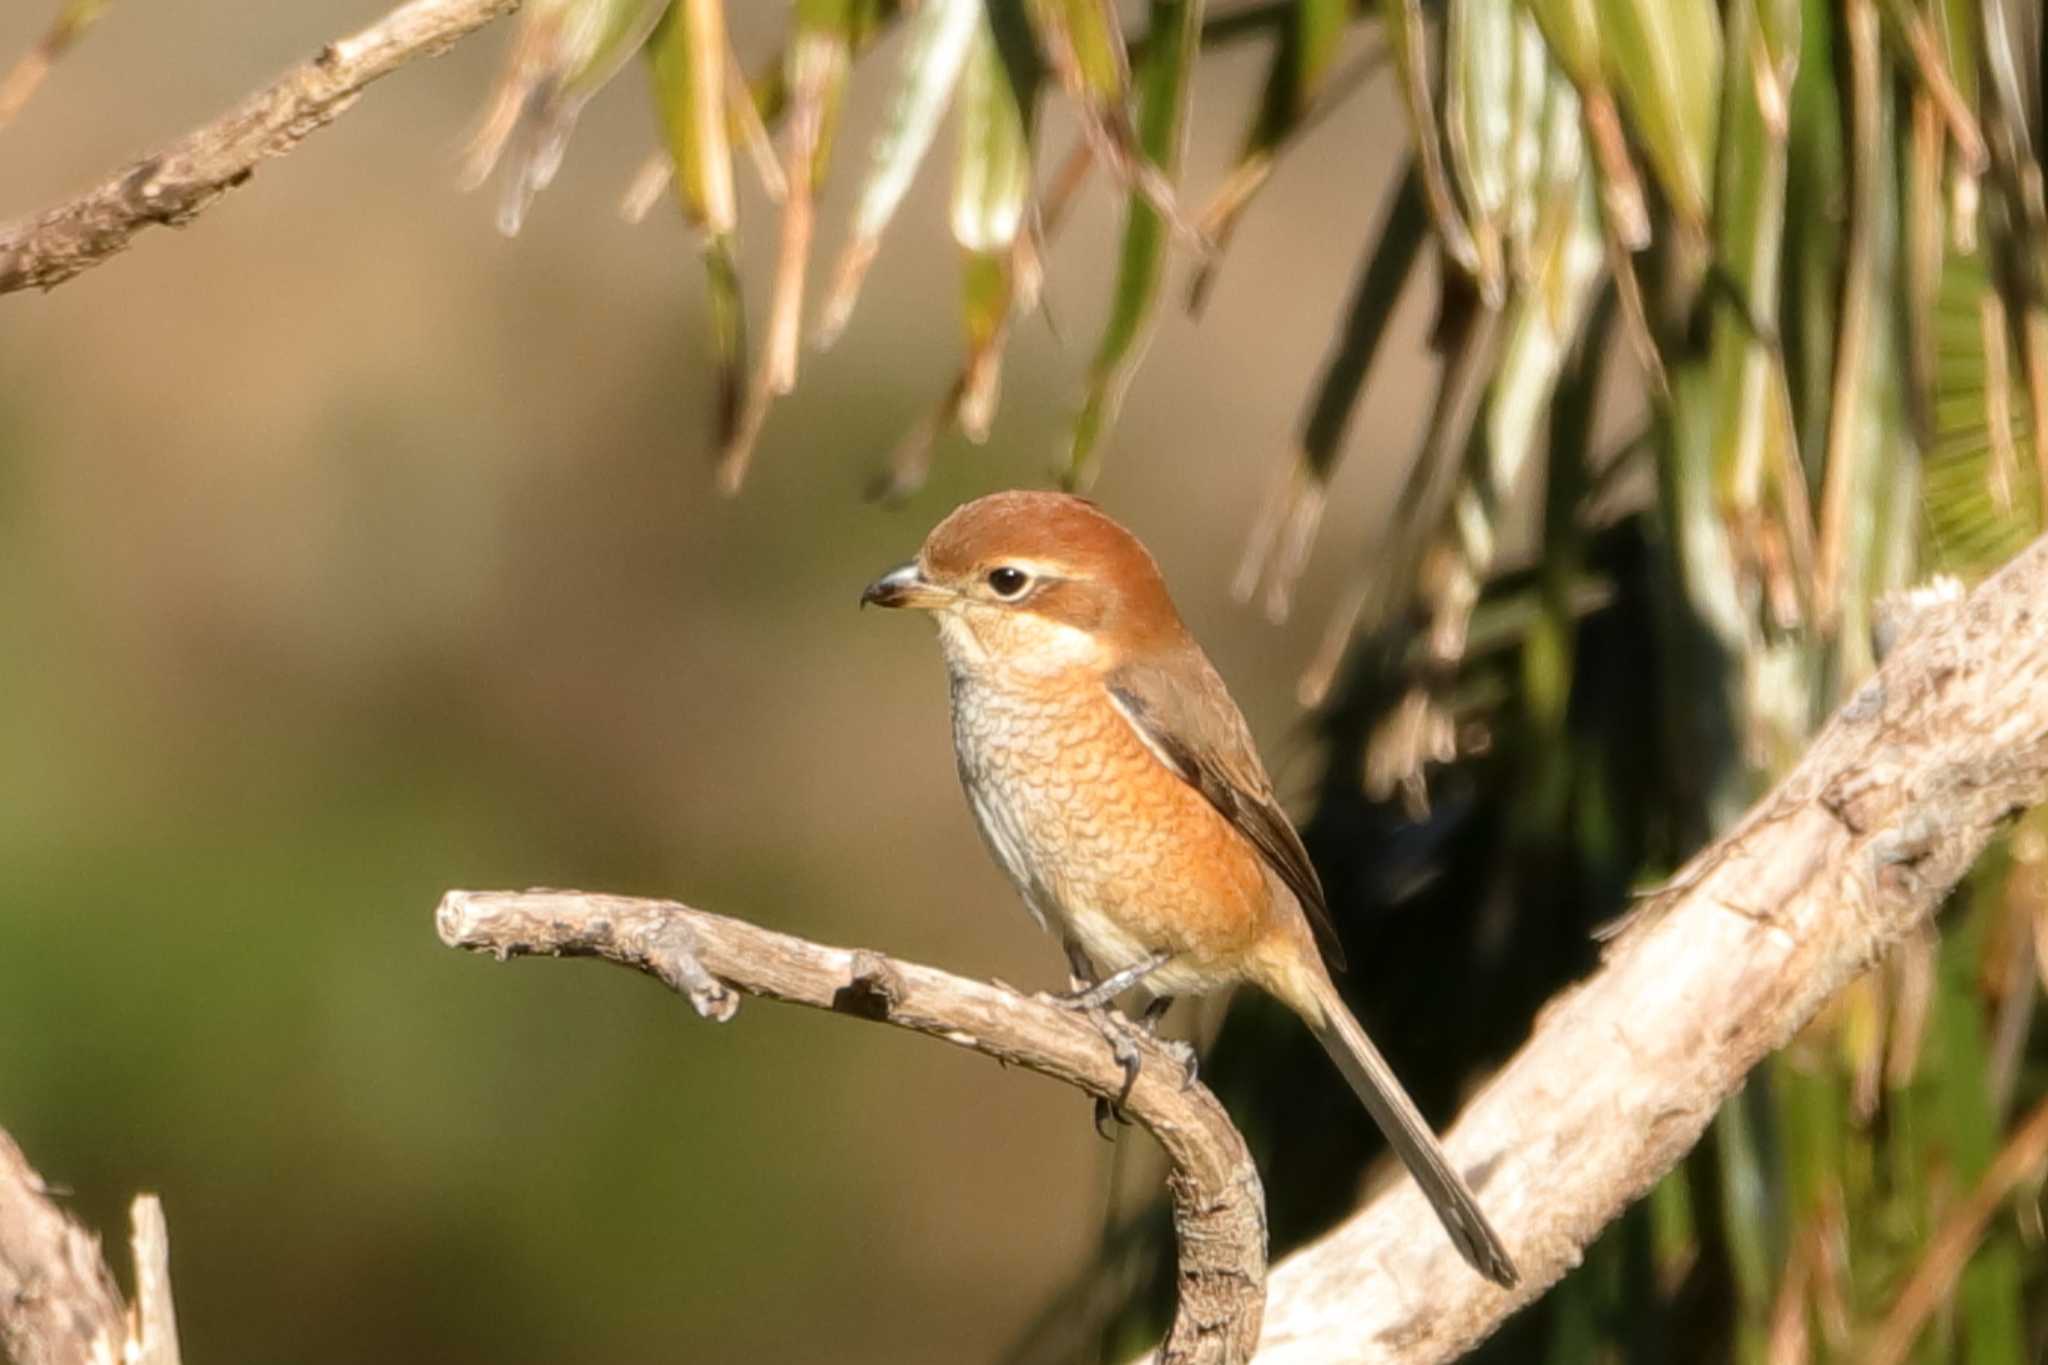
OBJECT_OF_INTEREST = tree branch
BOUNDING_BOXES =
[1236,536,2048,1362]
[0,0,521,296]
[0,1129,183,1365]
[434,888,1268,1364]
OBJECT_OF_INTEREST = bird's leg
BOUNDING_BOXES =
[1139,996,1199,1090]
[1051,950,1173,1011]
[1047,941,1164,1135]
[1056,941,1138,1129]
[1061,937,1097,995]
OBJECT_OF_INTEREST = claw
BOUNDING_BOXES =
[1092,1096,1131,1138]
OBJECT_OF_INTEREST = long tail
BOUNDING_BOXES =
[1300,972,1519,1287]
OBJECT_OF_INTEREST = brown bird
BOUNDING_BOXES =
[862,490,1517,1287]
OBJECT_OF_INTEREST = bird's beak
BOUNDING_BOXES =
[860,561,949,611]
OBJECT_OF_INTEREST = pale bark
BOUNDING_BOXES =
[0,1131,182,1365]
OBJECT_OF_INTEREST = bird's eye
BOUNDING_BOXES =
[986,566,1031,598]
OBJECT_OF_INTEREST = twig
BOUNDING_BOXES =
[0,1129,183,1365]
[435,888,1268,1365]
[0,0,523,296]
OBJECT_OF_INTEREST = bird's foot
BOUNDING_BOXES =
[1041,1002,1143,1138]
[1093,1010,1143,1137]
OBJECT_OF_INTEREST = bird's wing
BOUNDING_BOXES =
[1107,651,1346,972]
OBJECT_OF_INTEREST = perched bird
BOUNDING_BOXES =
[862,490,1518,1288]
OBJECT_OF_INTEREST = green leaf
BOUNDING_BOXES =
[1382,0,1491,293]
[1592,0,1722,234]
[646,0,748,469]
[1061,0,1203,488]
[952,12,1038,438]
[1445,0,1518,290]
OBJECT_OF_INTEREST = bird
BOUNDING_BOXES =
[861,489,1518,1288]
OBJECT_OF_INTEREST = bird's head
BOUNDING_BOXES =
[861,491,1186,674]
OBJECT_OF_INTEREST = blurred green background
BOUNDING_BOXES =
[0,4,1431,1361]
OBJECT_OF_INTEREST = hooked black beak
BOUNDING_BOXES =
[860,561,946,610]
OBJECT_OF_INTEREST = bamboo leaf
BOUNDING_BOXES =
[1027,0,1203,241]
[951,14,1038,439]
[756,3,859,401]
[1592,0,1722,235]
[1061,0,1202,489]
[1520,0,1649,247]
[815,0,983,348]
[1701,0,1803,631]
[1445,0,1517,293]
[646,0,747,465]
[1495,70,1603,477]
[871,9,1042,502]
[1382,0,1492,295]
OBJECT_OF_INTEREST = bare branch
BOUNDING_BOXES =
[1236,534,2048,1362]
[435,888,1267,1364]
[0,1130,182,1365]
[0,0,522,296]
